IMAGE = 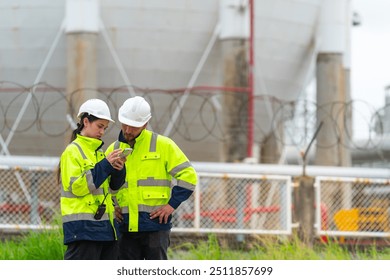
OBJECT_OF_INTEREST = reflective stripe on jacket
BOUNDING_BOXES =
[60,134,116,244]
[106,129,197,232]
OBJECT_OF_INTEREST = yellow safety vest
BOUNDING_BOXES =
[106,129,197,232]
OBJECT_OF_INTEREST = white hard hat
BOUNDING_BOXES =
[118,96,151,127]
[77,99,114,123]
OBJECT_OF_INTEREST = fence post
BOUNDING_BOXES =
[30,172,40,225]
[296,175,315,246]
[295,121,323,246]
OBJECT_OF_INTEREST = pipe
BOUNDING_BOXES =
[247,0,254,158]
[192,162,390,179]
[0,155,388,179]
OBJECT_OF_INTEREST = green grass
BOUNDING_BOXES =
[0,216,65,260]
[1,224,390,260]
[168,234,390,260]
[0,228,65,260]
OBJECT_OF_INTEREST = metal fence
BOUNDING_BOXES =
[0,165,59,229]
[0,159,389,241]
[316,176,390,238]
[173,173,292,235]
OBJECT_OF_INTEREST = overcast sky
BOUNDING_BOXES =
[351,0,389,108]
[350,0,389,139]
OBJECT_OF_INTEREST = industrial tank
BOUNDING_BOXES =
[0,0,355,164]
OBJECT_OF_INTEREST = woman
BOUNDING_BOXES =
[59,98,126,260]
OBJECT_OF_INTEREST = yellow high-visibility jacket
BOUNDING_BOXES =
[106,129,197,232]
[60,134,118,244]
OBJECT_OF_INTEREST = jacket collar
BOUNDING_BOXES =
[75,134,104,151]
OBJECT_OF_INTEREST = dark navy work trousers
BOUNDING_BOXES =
[118,230,170,260]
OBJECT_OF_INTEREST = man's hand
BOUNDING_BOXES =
[115,206,124,223]
[150,205,174,224]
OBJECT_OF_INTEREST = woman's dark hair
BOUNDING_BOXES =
[70,113,100,142]
[57,113,100,184]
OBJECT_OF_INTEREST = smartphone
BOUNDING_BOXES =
[119,148,133,159]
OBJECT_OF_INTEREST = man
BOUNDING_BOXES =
[107,96,198,260]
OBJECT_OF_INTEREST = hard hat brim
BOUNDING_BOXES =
[78,112,115,123]
[94,114,115,123]
[118,114,150,127]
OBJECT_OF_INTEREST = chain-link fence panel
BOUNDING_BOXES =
[3,163,390,240]
[173,173,293,235]
[316,176,390,238]
[0,166,59,228]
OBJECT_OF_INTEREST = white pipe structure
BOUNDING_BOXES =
[0,155,388,179]
[318,0,349,55]
[191,162,390,179]
[65,0,100,34]
[0,156,59,169]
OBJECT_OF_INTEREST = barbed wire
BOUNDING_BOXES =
[0,81,389,157]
